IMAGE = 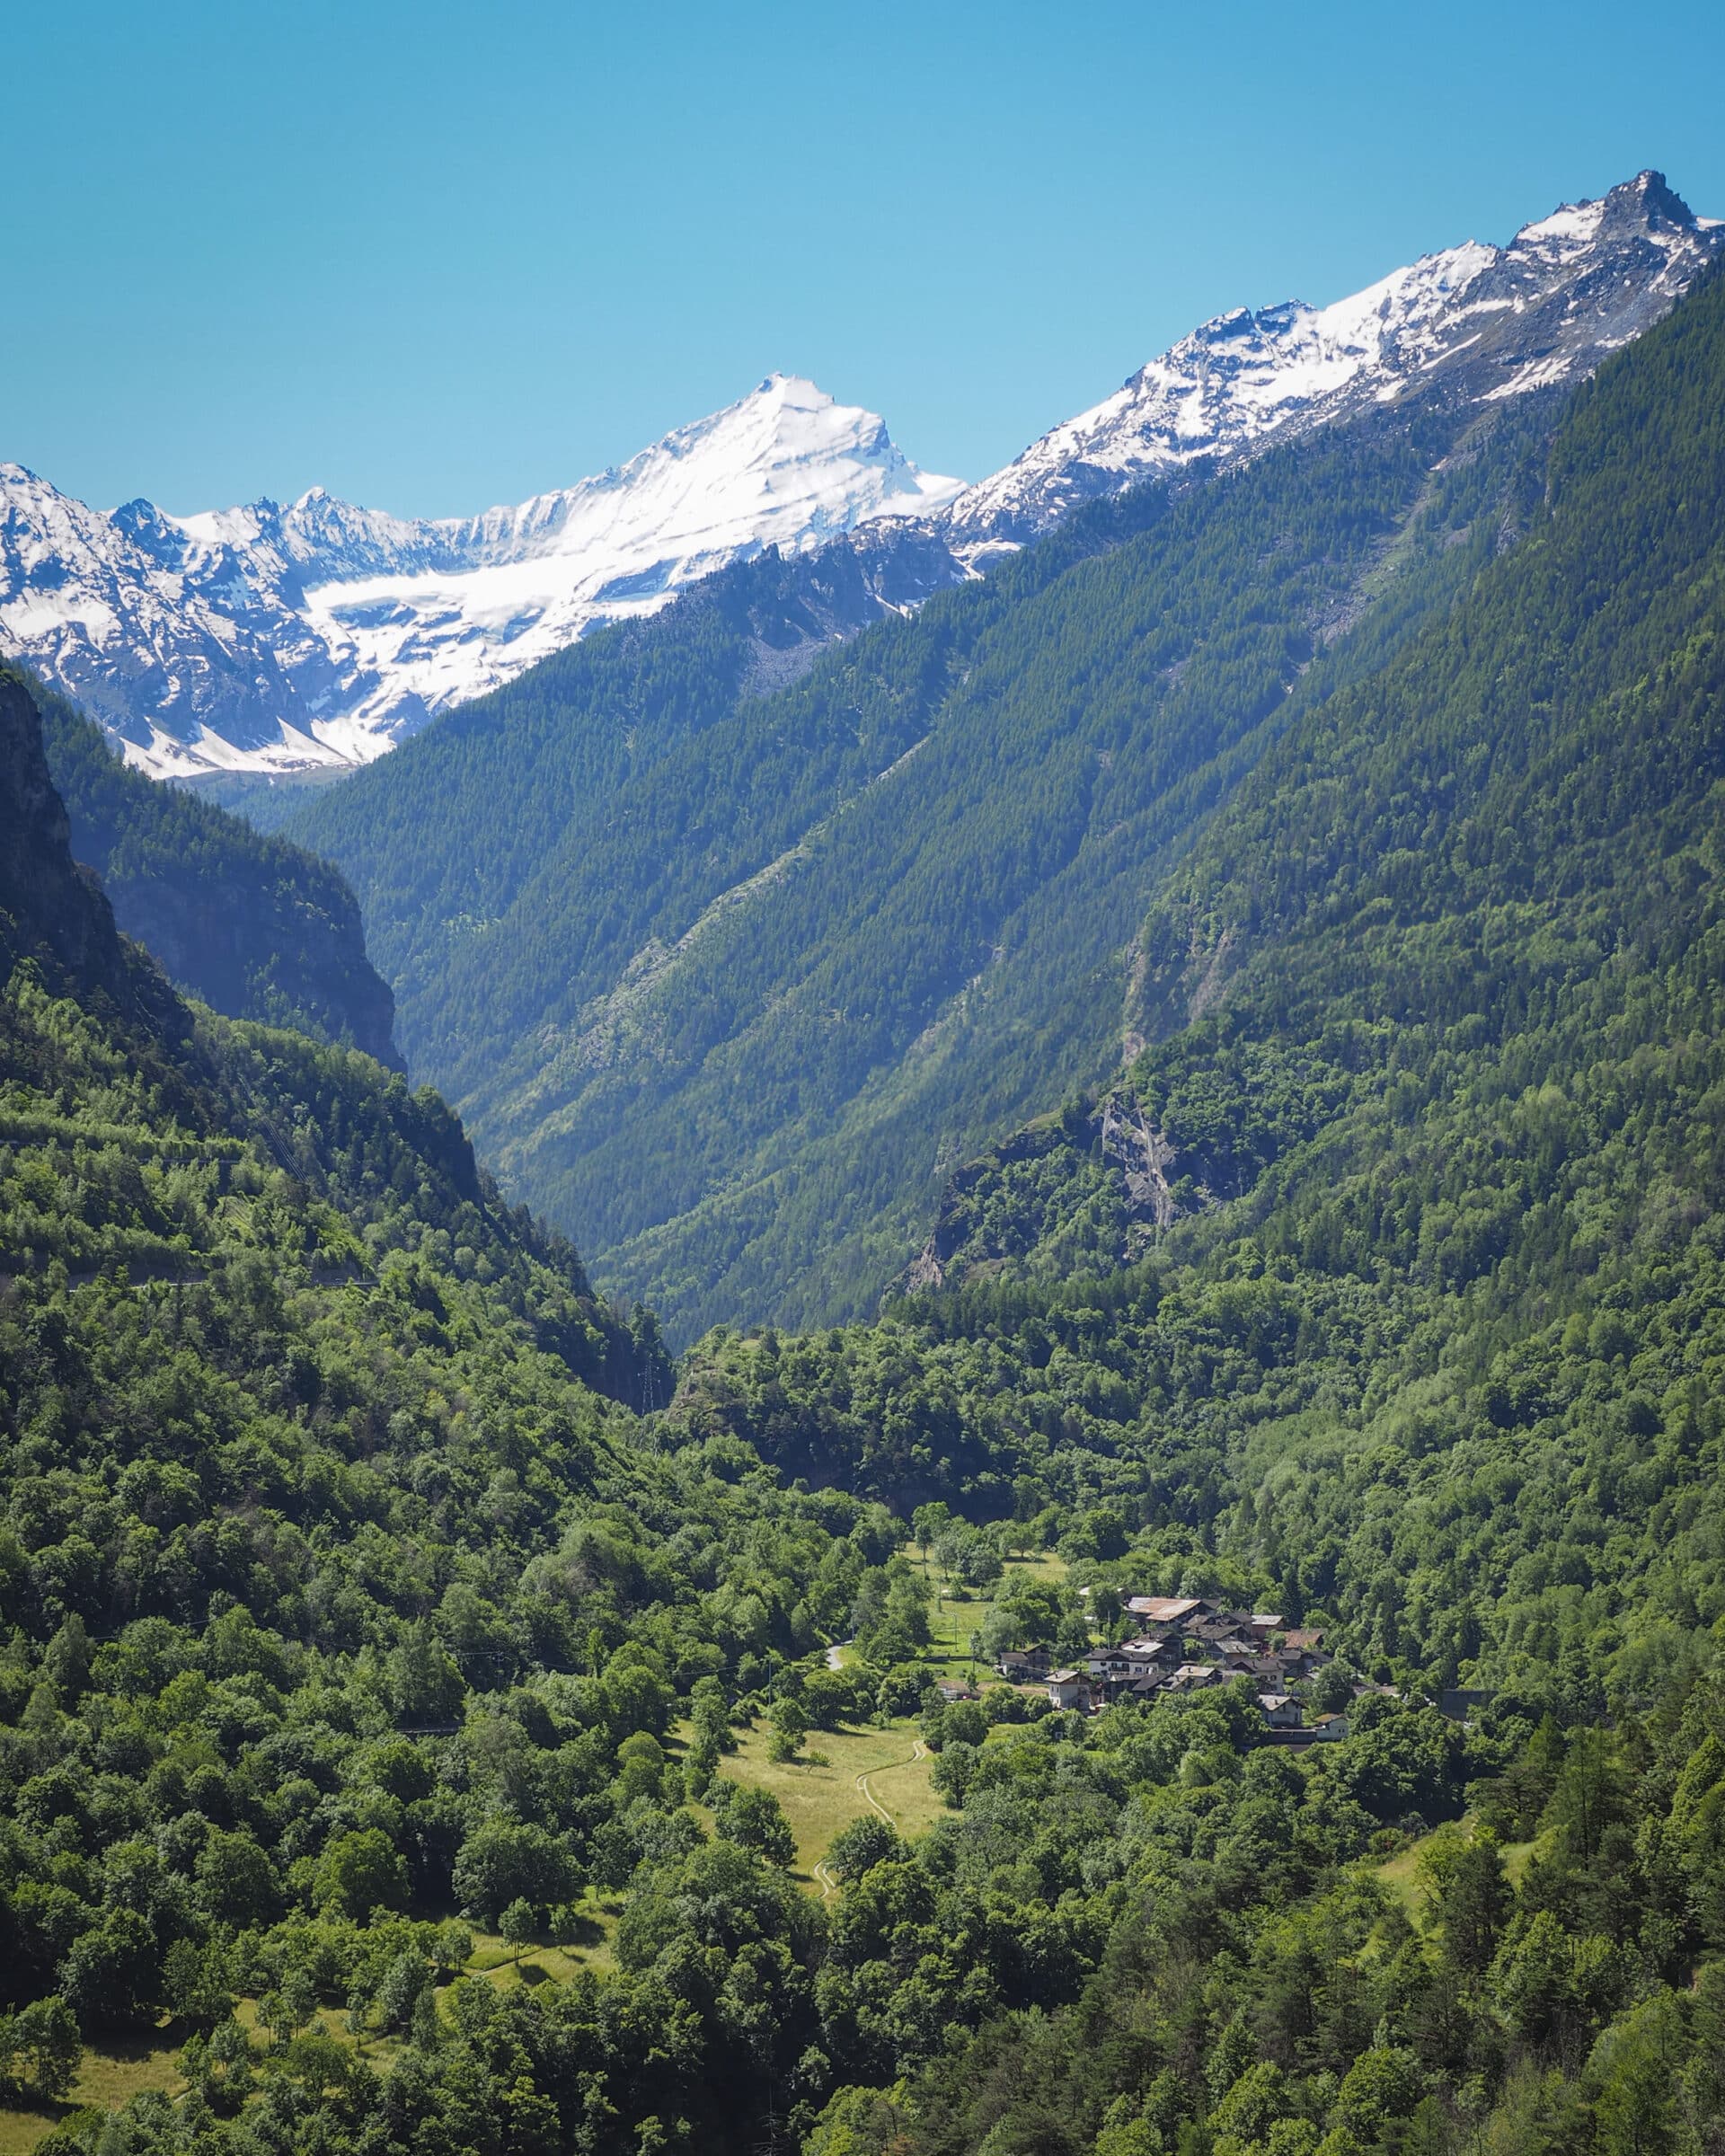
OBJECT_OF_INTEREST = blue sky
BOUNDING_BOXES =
[7,0,1724,517]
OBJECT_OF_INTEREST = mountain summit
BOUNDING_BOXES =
[0,377,960,780]
[0,174,1717,781]
[944,170,1722,546]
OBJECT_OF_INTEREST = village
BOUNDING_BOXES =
[970,1595,1363,1745]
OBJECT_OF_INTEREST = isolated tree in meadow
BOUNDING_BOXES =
[499,1898,536,1947]
[768,1696,809,1763]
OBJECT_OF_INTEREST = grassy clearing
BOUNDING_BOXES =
[716,1718,943,1886]
[1501,1839,1536,1886]
[910,1546,1067,1684]
[461,1906,618,1984]
[1375,1825,1540,1930]
[0,1581,1053,2152]
[0,2031,185,2156]
[1374,1837,1431,1925]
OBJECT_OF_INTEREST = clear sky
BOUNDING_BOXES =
[6,0,1723,518]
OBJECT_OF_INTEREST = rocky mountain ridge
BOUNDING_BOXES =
[0,376,960,780]
[1,172,1716,785]
[943,171,1722,545]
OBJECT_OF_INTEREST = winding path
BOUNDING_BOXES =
[854,1737,927,1825]
[812,1737,929,1900]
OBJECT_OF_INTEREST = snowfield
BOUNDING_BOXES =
[1,172,1717,781]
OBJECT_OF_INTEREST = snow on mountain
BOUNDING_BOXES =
[945,171,1723,549]
[0,375,961,779]
[4,173,1719,785]
[293,374,963,764]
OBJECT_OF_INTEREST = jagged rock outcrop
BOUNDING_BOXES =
[898,1088,1194,1300]
[944,171,1723,547]
[0,376,961,778]
[9,175,1714,787]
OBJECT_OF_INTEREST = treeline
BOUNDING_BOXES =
[8,247,1725,2156]
[678,262,1725,1688]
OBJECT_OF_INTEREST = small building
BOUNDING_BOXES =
[1166,1663,1225,1692]
[1281,1648,1332,1681]
[935,1681,979,1703]
[1258,1693,1302,1728]
[995,1648,1050,1681]
[1124,1595,1209,1630]
[1045,1668,1092,1711]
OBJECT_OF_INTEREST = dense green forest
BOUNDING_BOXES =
[7,265,1725,2156]
[284,377,1555,1343]
[681,255,1725,1664]
[23,676,396,1064]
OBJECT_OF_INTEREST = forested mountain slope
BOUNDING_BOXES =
[12,424,1725,2156]
[289,387,1565,1342]
[0,674,658,1405]
[12,671,397,1062]
[680,257,1725,1673]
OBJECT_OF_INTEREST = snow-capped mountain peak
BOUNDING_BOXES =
[3,172,1718,784]
[0,378,960,779]
[944,170,1721,547]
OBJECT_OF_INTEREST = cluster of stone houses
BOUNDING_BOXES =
[995,1595,1346,1741]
